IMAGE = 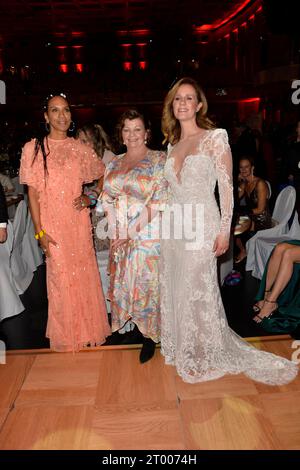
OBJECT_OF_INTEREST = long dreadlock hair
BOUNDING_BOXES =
[32,92,69,172]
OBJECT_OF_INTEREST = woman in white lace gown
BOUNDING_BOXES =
[160,77,298,385]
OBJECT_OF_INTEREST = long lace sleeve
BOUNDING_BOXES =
[213,129,233,237]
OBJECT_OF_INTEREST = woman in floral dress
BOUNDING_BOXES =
[103,109,167,363]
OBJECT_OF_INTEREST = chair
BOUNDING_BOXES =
[21,210,44,273]
[265,180,272,199]
[250,211,300,280]
[10,200,34,294]
[271,186,296,224]
[246,186,296,279]
[0,221,25,322]
[11,176,25,195]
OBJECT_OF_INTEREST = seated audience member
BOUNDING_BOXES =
[235,156,272,263]
[0,168,14,194]
[0,182,8,243]
[253,240,300,334]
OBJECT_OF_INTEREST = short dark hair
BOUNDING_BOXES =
[115,109,151,146]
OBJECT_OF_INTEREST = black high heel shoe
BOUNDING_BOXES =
[253,299,278,323]
[252,289,271,313]
[139,337,156,363]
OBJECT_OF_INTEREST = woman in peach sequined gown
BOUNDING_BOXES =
[20,94,111,351]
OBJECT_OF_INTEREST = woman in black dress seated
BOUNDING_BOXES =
[235,156,272,263]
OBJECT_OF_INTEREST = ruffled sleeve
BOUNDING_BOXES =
[79,143,105,184]
[19,139,44,192]
[101,157,118,206]
[212,129,234,237]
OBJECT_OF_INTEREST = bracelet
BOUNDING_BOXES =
[90,189,100,197]
[34,229,46,240]
[88,194,97,206]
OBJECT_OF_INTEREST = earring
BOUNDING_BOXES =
[144,139,147,144]
[45,122,50,132]
[69,121,75,132]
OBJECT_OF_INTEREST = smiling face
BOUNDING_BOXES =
[239,158,254,179]
[44,96,71,136]
[172,83,202,122]
[121,118,148,150]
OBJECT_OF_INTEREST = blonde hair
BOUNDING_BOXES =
[162,77,215,145]
[77,123,113,158]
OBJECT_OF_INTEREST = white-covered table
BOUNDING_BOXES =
[0,221,25,322]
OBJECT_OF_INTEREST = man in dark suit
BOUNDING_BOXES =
[0,181,8,243]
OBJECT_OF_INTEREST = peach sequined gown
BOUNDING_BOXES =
[20,137,111,351]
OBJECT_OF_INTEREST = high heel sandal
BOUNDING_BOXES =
[253,298,278,323]
[252,289,271,313]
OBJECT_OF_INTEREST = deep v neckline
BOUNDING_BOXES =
[169,154,197,184]
[245,178,258,197]
[169,130,210,184]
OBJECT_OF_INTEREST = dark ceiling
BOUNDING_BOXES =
[0,0,254,38]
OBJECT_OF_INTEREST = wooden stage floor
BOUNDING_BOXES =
[0,336,299,450]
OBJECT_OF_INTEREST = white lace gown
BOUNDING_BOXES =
[160,128,298,385]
